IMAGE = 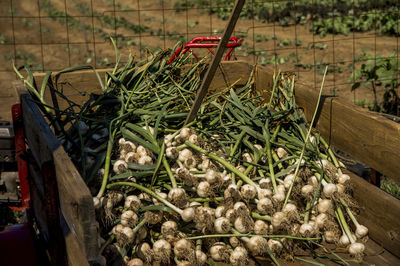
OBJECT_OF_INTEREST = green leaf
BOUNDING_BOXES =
[40,71,52,101]
[54,65,105,92]
[140,205,173,213]
[151,143,165,187]
[125,123,158,146]
[126,162,156,171]
[121,127,160,154]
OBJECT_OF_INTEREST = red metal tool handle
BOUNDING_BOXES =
[10,104,30,211]
[168,36,243,64]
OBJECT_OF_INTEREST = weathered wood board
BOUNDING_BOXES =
[21,94,99,264]
[294,82,400,182]
[349,171,400,257]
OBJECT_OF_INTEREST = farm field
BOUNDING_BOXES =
[0,0,399,121]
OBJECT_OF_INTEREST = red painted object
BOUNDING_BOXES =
[0,104,39,265]
[10,104,30,211]
[167,36,243,64]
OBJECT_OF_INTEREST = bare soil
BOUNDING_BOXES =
[0,0,398,120]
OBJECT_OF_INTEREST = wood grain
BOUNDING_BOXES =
[53,146,99,261]
[348,171,400,257]
[21,93,99,263]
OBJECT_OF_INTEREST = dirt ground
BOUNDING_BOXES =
[0,0,398,120]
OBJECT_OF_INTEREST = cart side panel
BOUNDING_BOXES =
[28,162,49,242]
[349,171,400,256]
[53,147,99,261]
[21,94,99,263]
[294,83,400,181]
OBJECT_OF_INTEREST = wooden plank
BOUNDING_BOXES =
[21,93,99,262]
[61,213,91,266]
[28,162,49,243]
[292,83,400,181]
[348,171,400,257]
[21,94,60,166]
[53,146,99,261]
[33,68,110,96]
[185,0,246,124]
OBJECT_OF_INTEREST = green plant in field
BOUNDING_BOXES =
[349,51,400,115]
[277,38,292,47]
[174,0,399,36]
[381,176,400,200]
[303,42,328,50]
[259,53,289,66]
[352,99,375,110]
[5,51,42,70]
[312,9,400,37]
[188,21,199,29]
[20,18,36,28]
[0,33,7,44]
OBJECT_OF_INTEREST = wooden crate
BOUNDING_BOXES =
[25,61,399,265]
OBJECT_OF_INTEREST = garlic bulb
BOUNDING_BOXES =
[181,207,195,222]
[138,155,152,165]
[179,128,191,140]
[113,160,128,174]
[258,188,272,199]
[215,206,225,218]
[196,181,211,197]
[127,258,143,266]
[283,174,295,189]
[242,153,253,163]
[241,184,257,199]
[166,147,178,159]
[205,169,218,184]
[348,242,365,257]
[178,149,193,162]
[276,147,288,159]
[120,210,138,227]
[136,145,147,156]
[137,242,152,263]
[125,195,141,212]
[299,223,315,236]
[168,188,187,206]
[210,242,229,261]
[339,234,350,247]
[152,239,171,263]
[301,184,314,197]
[161,220,178,236]
[338,173,351,184]
[323,183,338,198]
[355,225,368,238]
[196,249,207,265]
[254,220,269,235]
[271,212,287,229]
[259,178,271,188]
[174,239,194,260]
[214,217,231,233]
[268,239,283,253]
[247,236,267,255]
[233,202,249,214]
[230,246,248,265]
[317,199,332,213]
[234,216,253,233]
[257,197,273,214]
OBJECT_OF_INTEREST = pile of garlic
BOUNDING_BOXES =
[96,127,367,266]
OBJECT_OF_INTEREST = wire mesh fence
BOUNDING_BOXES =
[0,0,399,114]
